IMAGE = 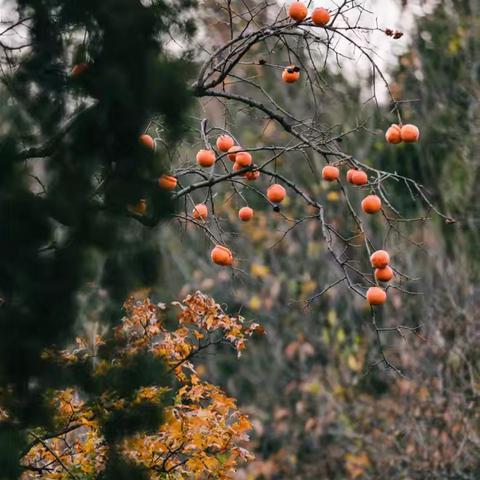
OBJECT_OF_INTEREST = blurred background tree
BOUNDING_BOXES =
[0,0,195,477]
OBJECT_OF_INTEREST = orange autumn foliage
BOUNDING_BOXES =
[20,293,262,479]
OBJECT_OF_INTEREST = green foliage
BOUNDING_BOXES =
[0,0,195,473]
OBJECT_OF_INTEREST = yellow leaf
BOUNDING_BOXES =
[347,354,363,372]
[249,296,262,311]
[327,309,337,327]
[250,263,270,278]
[327,191,340,202]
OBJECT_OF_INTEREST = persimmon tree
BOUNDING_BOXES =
[140,0,453,373]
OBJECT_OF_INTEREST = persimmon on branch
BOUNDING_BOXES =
[10,1,452,373]
[144,1,450,374]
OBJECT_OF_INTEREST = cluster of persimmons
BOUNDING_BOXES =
[101,2,421,308]
[282,2,330,84]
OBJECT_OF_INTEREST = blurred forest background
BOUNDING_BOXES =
[0,0,478,478]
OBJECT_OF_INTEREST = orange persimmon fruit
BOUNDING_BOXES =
[196,149,216,167]
[227,146,242,162]
[235,151,253,167]
[400,124,420,143]
[216,135,235,152]
[139,134,155,151]
[385,124,402,144]
[232,162,243,172]
[158,174,177,191]
[361,194,382,214]
[370,250,390,268]
[130,199,147,215]
[375,266,394,282]
[288,2,308,22]
[346,168,357,183]
[312,7,330,26]
[267,184,286,203]
[351,170,368,186]
[366,287,387,305]
[282,66,300,83]
[193,203,208,221]
[245,169,260,181]
[71,63,88,79]
[238,207,254,222]
[322,165,340,181]
[211,245,233,266]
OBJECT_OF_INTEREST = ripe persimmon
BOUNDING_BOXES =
[346,168,357,183]
[232,162,243,172]
[361,194,382,214]
[351,170,368,186]
[193,203,208,220]
[288,2,308,22]
[227,146,242,162]
[216,135,235,152]
[239,206,254,222]
[370,250,390,268]
[211,245,233,266]
[375,266,394,282]
[235,151,253,167]
[196,149,216,167]
[312,7,330,26]
[71,63,88,79]
[400,124,420,143]
[130,199,147,215]
[245,169,260,181]
[139,134,155,151]
[158,174,177,191]
[267,184,286,203]
[282,66,300,83]
[322,165,340,181]
[366,287,387,305]
[385,124,402,144]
